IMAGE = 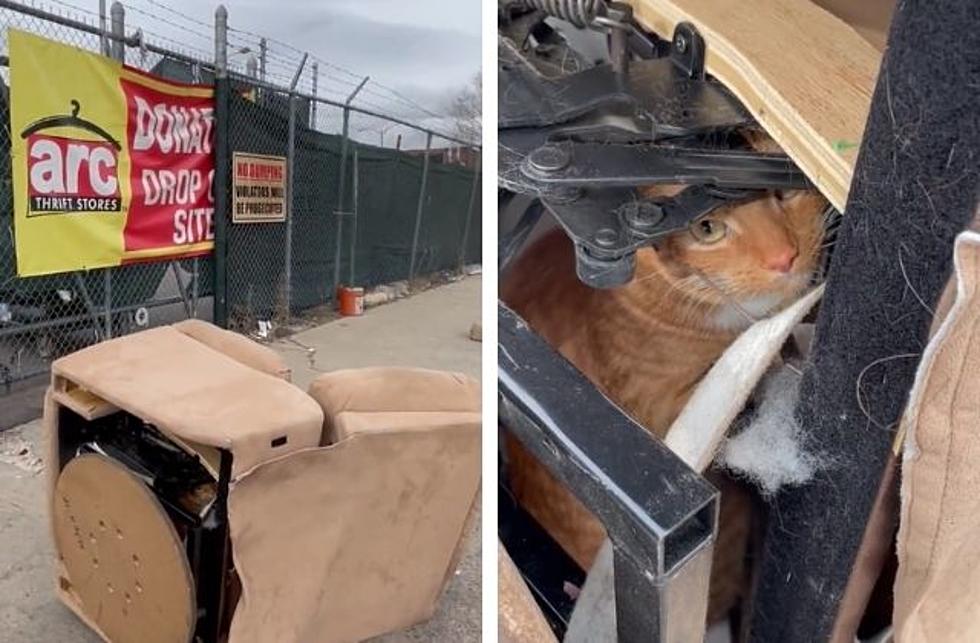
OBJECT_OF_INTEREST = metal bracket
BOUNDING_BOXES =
[542,185,767,288]
[521,141,809,190]
[498,13,813,288]
[498,41,749,133]
[670,22,705,79]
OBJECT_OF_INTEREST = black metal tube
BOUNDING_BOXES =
[212,78,231,328]
[498,302,718,641]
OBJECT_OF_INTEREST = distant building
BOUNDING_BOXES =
[403,145,480,170]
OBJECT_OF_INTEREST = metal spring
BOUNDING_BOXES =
[523,0,603,29]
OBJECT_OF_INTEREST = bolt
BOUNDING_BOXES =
[674,33,688,54]
[622,201,665,233]
[594,227,619,248]
[527,145,571,173]
[547,186,582,204]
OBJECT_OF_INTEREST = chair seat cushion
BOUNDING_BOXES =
[308,367,480,444]
[173,319,291,381]
[331,410,480,443]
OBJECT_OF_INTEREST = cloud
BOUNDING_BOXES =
[132,0,479,95]
[123,0,479,146]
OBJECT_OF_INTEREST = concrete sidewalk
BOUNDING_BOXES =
[0,276,482,643]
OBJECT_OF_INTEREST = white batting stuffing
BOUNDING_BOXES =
[720,365,823,496]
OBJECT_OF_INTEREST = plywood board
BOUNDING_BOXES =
[53,454,195,643]
[626,0,888,211]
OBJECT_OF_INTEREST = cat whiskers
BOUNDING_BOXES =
[669,274,719,325]
[690,268,760,327]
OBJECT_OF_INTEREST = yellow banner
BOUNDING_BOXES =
[10,30,215,277]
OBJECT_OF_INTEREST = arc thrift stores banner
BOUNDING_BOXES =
[10,30,215,277]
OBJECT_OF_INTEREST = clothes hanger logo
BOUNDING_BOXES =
[21,99,122,216]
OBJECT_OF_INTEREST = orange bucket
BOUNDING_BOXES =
[338,286,364,316]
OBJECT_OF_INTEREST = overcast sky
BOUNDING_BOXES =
[109,0,481,145]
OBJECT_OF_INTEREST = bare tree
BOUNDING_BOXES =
[446,72,481,145]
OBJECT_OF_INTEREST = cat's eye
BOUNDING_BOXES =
[690,217,727,244]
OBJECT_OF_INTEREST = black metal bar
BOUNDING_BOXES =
[521,142,810,190]
[498,483,585,635]
[186,448,233,643]
[498,302,718,641]
[212,77,231,328]
[498,198,544,274]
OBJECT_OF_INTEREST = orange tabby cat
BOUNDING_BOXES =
[501,185,827,621]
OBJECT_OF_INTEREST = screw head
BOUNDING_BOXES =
[674,33,688,54]
[622,201,665,233]
[527,145,571,173]
[593,227,619,248]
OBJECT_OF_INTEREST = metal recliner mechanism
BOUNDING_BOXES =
[499,1,812,287]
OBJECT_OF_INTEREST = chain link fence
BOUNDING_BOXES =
[219,68,481,331]
[0,0,481,392]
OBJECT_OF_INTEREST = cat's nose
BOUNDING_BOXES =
[765,248,798,273]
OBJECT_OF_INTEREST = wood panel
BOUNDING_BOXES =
[626,0,889,210]
[53,454,195,643]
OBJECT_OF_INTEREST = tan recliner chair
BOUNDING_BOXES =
[45,321,480,643]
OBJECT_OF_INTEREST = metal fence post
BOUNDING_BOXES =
[348,147,359,284]
[333,106,351,293]
[99,0,109,56]
[311,62,318,128]
[458,153,480,270]
[192,257,199,317]
[284,54,308,318]
[332,76,369,294]
[109,2,124,61]
[101,1,125,338]
[101,270,112,338]
[285,97,296,317]
[259,38,267,81]
[213,5,230,327]
[408,132,433,282]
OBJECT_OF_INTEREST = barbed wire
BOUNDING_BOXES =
[124,1,212,51]
[119,0,449,121]
[13,0,477,147]
[137,0,456,129]
[36,0,98,22]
